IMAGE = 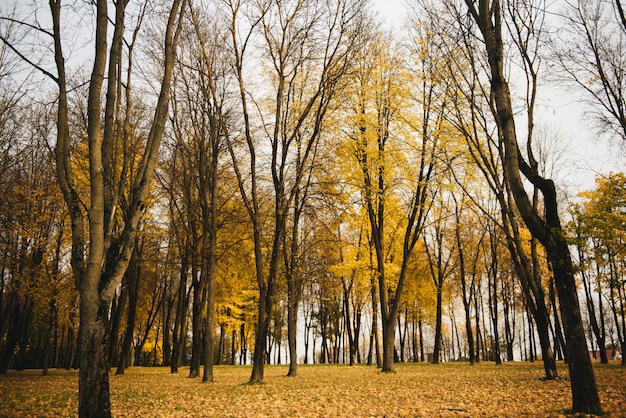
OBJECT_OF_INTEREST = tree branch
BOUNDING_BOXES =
[0,34,58,82]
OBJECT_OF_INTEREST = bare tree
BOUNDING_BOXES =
[224,0,365,383]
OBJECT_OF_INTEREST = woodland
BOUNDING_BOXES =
[0,0,625,417]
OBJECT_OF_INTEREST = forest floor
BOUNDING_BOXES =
[0,361,624,417]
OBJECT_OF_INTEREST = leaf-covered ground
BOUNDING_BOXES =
[0,361,624,417]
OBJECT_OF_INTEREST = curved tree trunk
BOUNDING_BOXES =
[465,1,601,413]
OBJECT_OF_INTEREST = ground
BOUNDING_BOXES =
[0,361,624,417]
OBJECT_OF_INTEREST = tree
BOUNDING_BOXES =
[0,0,187,415]
[464,0,602,413]
[570,172,626,366]
[167,1,231,381]
[344,24,440,372]
[424,194,456,364]
[0,101,72,375]
[224,0,365,383]
[417,0,561,377]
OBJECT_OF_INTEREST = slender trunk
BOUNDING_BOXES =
[202,210,218,382]
[490,272,501,365]
[456,209,475,364]
[342,282,356,366]
[303,309,311,364]
[467,1,601,412]
[419,317,425,362]
[369,273,381,367]
[286,290,298,375]
[108,286,126,367]
[162,279,173,367]
[239,324,247,365]
[549,277,566,361]
[202,268,215,382]
[474,289,482,363]
[171,250,189,373]
[189,253,203,378]
[432,285,443,364]
[231,329,236,365]
[250,280,269,383]
[460,272,475,363]
[503,285,514,361]
[116,252,139,375]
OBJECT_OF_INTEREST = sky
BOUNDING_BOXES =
[372,0,405,26]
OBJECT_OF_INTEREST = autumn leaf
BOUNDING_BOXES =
[1,362,624,417]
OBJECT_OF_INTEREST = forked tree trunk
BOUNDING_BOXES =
[48,0,186,415]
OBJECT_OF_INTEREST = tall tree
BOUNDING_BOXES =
[411,0,560,379]
[0,0,187,415]
[424,194,456,364]
[570,172,626,366]
[345,25,439,372]
[464,0,602,413]
[224,0,365,383]
[169,1,230,381]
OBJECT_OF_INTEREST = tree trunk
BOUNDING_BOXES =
[189,253,203,378]
[202,267,215,382]
[78,300,111,418]
[116,244,141,375]
[108,285,127,367]
[162,278,173,367]
[549,277,566,361]
[250,283,269,383]
[460,267,475,363]
[287,300,298,375]
[171,249,189,373]
[381,316,395,370]
[418,317,425,362]
[368,271,381,367]
[432,286,443,364]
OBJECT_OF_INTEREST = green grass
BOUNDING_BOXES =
[0,362,624,417]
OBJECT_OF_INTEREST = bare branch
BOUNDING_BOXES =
[0,33,58,82]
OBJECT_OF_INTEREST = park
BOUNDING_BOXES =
[1,0,625,416]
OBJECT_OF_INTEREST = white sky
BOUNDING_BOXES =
[372,0,405,22]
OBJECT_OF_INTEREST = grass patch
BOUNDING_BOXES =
[0,361,624,416]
